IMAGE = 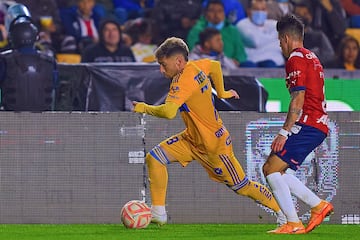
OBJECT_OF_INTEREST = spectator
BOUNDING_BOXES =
[293,1,335,65]
[326,35,360,70]
[189,28,238,70]
[151,0,202,44]
[113,0,154,24]
[293,0,347,49]
[202,0,246,25]
[123,18,157,63]
[187,0,246,66]
[267,0,294,21]
[81,18,135,63]
[340,0,360,27]
[60,0,105,53]
[236,0,284,67]
[0,4,57,111]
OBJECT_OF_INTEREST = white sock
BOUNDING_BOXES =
[283,170,321,208]
[266,172,300,223]
[151,205,166,216]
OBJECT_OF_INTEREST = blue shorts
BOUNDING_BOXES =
[275,123,327,171]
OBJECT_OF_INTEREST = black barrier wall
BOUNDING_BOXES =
[57,64,268,112]
[0,112,359,224]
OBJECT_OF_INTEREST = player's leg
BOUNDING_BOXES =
[282,169,334,232]
[263,124,330,233]
[224,152,282,213]
[146,147,168,225]
[263,154,305,234]
[283,169,321,207]
[147,133,193,225]
[196,133,284,224]
[281,126,332,232]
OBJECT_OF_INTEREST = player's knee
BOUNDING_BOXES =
[262,162,270,177]
[146,149,168,168]
[146,152,159,167]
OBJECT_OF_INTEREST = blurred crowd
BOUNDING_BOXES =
[1,0,360,70]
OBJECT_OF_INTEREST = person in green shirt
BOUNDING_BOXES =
[187,0,247,66]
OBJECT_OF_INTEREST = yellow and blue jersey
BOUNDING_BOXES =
[166,59,228,153]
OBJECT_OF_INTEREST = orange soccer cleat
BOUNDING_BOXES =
[267,221,306,234]
[306,200,334,233]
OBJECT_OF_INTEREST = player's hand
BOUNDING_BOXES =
[229,89,240,99]
[132,101,146,113]
[271,134,287,153]
[132,101,138,111]
[132,101,138,107]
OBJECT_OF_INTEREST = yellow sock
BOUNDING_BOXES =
[146,153,168,206]
[236,180,281,212]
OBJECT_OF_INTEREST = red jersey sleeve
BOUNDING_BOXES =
[285,51,307,93]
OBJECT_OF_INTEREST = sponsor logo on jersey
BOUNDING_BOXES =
[288,70,301,79]
[215,126,225,138]
[194,71,207,84]
[214,168,223,175]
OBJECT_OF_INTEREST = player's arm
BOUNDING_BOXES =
[283,90,305,131]
[209,60,239,99]
[271,90,305,152]
[132,101,180,119]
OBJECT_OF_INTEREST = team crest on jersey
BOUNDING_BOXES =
[170,86,180,94]
[194,71,207,84]
[305,52,317,59]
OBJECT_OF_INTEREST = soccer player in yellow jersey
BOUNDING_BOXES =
[133,37,285,226]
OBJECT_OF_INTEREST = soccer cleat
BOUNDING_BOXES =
[267,221,306,234]
[306,200,334,233]
[151,211,167,226]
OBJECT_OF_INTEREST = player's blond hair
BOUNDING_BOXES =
[154,37,189,61]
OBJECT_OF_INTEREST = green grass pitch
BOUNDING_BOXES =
[1,224,359,240]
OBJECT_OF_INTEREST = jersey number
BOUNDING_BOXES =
[166,137,179,145]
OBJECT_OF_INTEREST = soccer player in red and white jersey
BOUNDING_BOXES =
[133,37,285,226]
[262,14,334,234]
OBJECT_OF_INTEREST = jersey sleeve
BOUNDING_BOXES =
[286,53,307,93]
[209,60,233,99]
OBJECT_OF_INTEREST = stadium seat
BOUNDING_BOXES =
[56,53,81,64]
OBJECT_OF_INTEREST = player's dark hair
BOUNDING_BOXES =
[154,37,189,61]
[276,14,304,41]
[199,28,220,47]
[205,0,224,10]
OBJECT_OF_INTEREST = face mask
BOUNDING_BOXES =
[208,21,225,30]
[251,10,267,26]
[209,51,219,57]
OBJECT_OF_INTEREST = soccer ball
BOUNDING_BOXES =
[121,200,152,229]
